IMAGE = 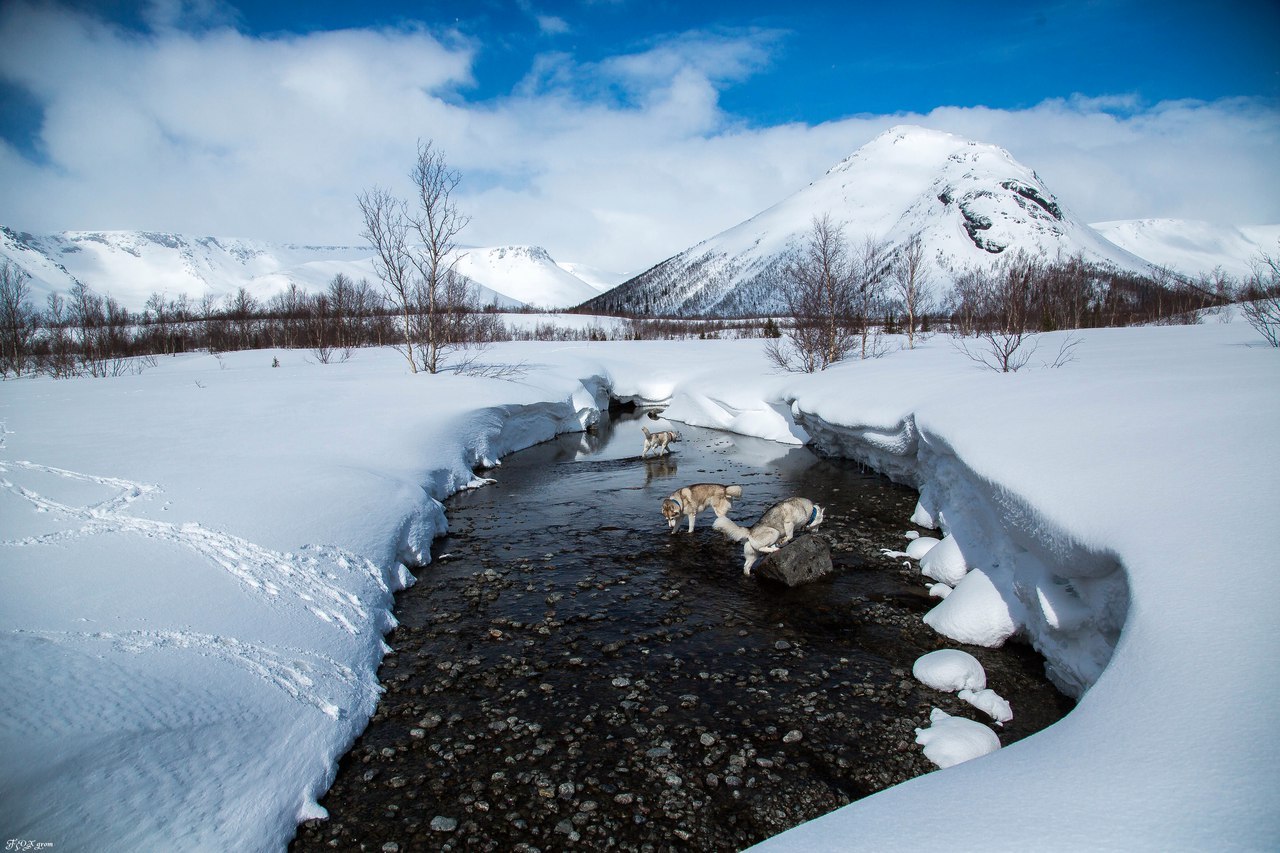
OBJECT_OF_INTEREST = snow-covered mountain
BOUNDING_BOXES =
[0,226,599,312]
[554,261,630,292]
[1090,219,1280,280]
[581,126,1160,316]
[453,245,604,309]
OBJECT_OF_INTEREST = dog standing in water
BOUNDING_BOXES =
[641,426,680,457]
[660,483,743,534]
[713,497,825,574]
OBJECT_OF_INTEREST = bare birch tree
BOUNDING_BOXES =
[0,260,37,377]
[766,214,859,372]
[406,140,472,374]
[952,251,1063,372]
[851,234,890,359]
[889,232,934,349]
[359,140,487,374]
[1240,248,1280,347]
[358,186,417,372]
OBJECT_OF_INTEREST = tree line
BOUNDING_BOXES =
[3,143,1276,380]
[0,262,407,377]
[764,214,1277,373]
[0,260,782,379]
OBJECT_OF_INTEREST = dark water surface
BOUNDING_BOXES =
[291,410,1072,852]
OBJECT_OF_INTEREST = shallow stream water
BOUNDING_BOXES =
[291,409,1072,852]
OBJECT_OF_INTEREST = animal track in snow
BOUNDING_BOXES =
[0,459,386,634]
[14,627,375,719]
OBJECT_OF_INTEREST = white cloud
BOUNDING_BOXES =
[1,1,1277,278]
[536,14,570,36]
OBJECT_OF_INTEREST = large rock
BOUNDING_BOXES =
[755,534,833,586]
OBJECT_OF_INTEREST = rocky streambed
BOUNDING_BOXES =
[291,411,1072,852]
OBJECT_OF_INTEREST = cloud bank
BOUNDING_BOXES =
[1,1,1277,275]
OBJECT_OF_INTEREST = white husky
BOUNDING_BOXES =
[713,497,825,575]
[641,425,680,457]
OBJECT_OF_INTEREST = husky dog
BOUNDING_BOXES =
[661,483,743,534]
[713,497,825,574]
[641,425,680,457]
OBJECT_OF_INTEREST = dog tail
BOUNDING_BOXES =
[641,426,651,437]
[725,485,743,499]
[713,515,751,542]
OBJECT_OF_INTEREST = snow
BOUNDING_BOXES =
[904,535,939,559]
[554,260,630,292]
[912,649,987,692]
[921,568,1018,646]
[452,245,602,309]
[1092,218,1280,280]
[593,125,1163,315]
[958,688,1014,725]
[0,228,604,311]
[2,317,1278,851]
[914,708,1002,769]
[918,532,968,585]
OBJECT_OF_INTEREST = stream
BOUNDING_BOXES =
[290,407,1072,852]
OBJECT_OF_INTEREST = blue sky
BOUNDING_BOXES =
[62,0,1280,117]
[1,0,1277,271]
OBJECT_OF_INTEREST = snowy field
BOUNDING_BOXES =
[1,319,1277,851]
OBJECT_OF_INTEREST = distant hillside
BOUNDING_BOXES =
[0,227,601,312]
[1090,219,1280,280]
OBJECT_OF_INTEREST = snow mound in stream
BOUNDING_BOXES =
[914,708,1002,769]
[912,649,987,692]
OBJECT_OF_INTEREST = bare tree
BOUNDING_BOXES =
[359,140,481,374]
[0,260,36,377]
[889,232,934,349]
[766,214,859,372]
[358,185,417,372]
[226,286,259,350]
[406,139,473,374]
[851,234,890,359]
[143,292,176,356]
[69,280,104,372]
[953,251,1045,372]
[1240,248,1280,347]
[43,292,76,377]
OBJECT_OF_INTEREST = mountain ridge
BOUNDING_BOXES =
[0,227,608,312]
[580,126,1160,316]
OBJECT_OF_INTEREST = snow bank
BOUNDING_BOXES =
[756,321,1279,851]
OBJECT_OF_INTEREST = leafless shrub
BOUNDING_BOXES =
[1044,333,1082,368]
[449,353,529,380]
[1240,249,1280,347]
[951,252,1051,373]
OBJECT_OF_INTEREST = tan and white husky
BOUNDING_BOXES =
[713,497,825,574]
[661,483,743,534]
[641,425,680,457]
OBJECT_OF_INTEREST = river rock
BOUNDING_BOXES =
[754,534,833,586]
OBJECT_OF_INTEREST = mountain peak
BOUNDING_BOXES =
[581,127,1153,317]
